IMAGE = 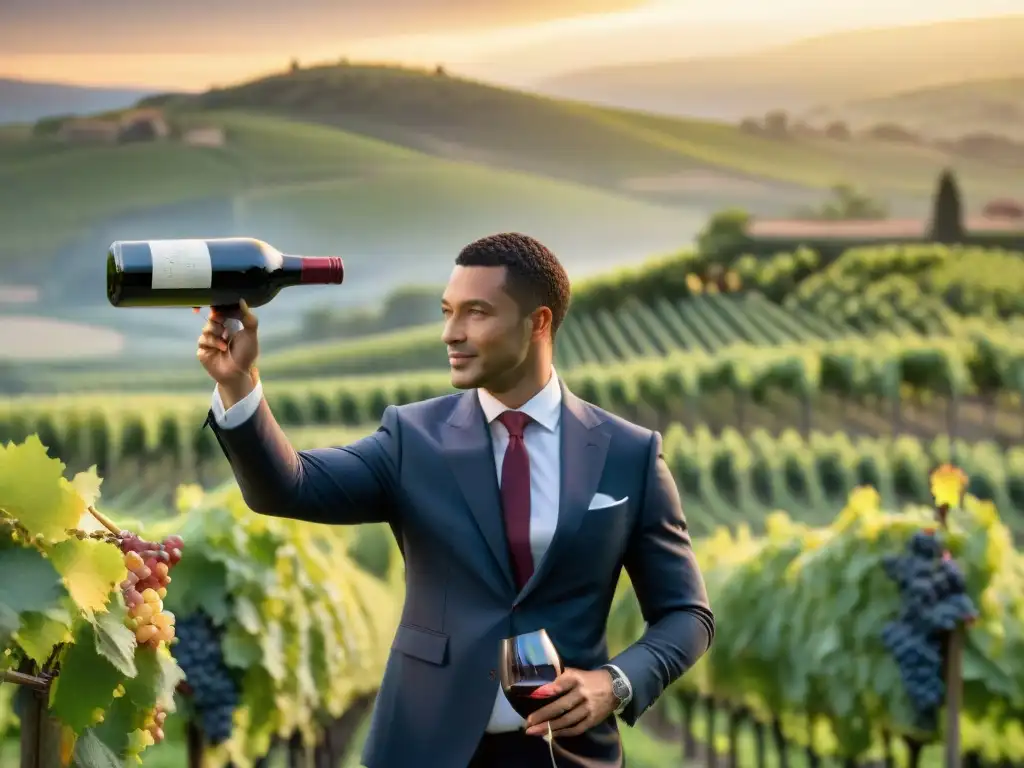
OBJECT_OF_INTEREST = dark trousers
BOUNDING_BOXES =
[468,722,623,768]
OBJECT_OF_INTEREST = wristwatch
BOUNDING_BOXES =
[601,664,632,715]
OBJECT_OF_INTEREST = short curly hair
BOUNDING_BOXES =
[455,232,571,335]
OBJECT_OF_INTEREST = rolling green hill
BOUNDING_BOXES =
[533,15,1024,121]
[808,78,1024,140]
[143,63,1023,205]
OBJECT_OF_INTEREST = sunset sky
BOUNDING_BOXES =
[1,0,1018,90]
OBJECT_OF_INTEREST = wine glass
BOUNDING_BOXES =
[499,628,563,764]
[499,628,562,719]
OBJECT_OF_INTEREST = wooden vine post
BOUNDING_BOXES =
[943,626,963,768]
[5,664,60,768]
[16,680,61,768]
[932,465,965,768]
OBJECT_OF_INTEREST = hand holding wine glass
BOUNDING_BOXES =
[500,628,621,746]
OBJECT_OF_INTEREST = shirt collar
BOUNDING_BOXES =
[476,366,562,432]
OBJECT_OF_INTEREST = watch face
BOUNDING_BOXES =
[612,679,629,699]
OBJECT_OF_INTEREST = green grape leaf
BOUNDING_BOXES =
[0,605,20,669]
[162,556,229,622]
[240,665,277,746]
[88,599,136,678]
[72,727,122,768]
[0,546,66,620]
[16,608,73,664]
[306,613,331,698]
[48,538,126,613]
[87,694,138,759]
[155,648,186,707]
[49,618,125,732]
[245,529,283,569]
[0,436,84,542]
[222,625,263,670]
[121,645,183,711]
[259,619,286,682]
[70,466,103,513]
[232,594,262,634]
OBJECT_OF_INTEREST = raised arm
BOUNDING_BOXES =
[196,302,399,526]
[204,375,400,525]
[607,430,715,725]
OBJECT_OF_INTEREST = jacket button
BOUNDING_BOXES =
[488,669,496,680]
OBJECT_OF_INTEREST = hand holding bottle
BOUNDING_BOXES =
[197,300,260,405]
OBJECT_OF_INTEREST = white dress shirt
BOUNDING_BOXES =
[209,366,631,732]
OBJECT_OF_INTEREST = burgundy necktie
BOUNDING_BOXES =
[497,410,534,590]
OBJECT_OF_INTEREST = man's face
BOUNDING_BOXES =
[441,265,535,390]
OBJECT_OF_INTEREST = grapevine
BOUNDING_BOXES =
[880,530,976,732]
[160,481,402,767]
[609,468,1024,762]
[2,320,1018,460]
[0,435,186,767]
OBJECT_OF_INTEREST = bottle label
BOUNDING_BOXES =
[149,240,213,289]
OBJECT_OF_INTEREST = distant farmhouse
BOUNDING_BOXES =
[180,126,226,147]
[703,171,1024,262]
[45,107,224,147]
[57,107,168,144]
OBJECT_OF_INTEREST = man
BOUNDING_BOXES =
[198,233,715,768]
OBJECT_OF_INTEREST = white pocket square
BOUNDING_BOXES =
[588,493,627,510]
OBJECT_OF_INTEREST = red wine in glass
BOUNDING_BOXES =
[499,628,563,720]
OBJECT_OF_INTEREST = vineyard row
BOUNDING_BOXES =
[4,326,1024,474]
[29,293,858,393]
[788,243,1024,320]
[290,422,1024,540]
[4,433,1023,765]
[25,243,1024,396]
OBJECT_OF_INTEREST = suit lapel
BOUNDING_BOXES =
[515,382,610,606]
[441,389,516,593]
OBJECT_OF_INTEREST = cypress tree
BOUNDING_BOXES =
[930,169,964,243]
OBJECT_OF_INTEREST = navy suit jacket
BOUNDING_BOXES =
[205,378,715,768]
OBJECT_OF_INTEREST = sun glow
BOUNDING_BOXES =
[1,0,1018,90]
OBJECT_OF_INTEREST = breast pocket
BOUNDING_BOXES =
[587,494,629,513]
[576,495,632,554]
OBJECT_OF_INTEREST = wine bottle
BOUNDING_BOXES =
[106,237,343,320]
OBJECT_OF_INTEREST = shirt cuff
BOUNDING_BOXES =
[211,380,264,429]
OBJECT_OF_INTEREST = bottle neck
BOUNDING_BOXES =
[280,255,344,286]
